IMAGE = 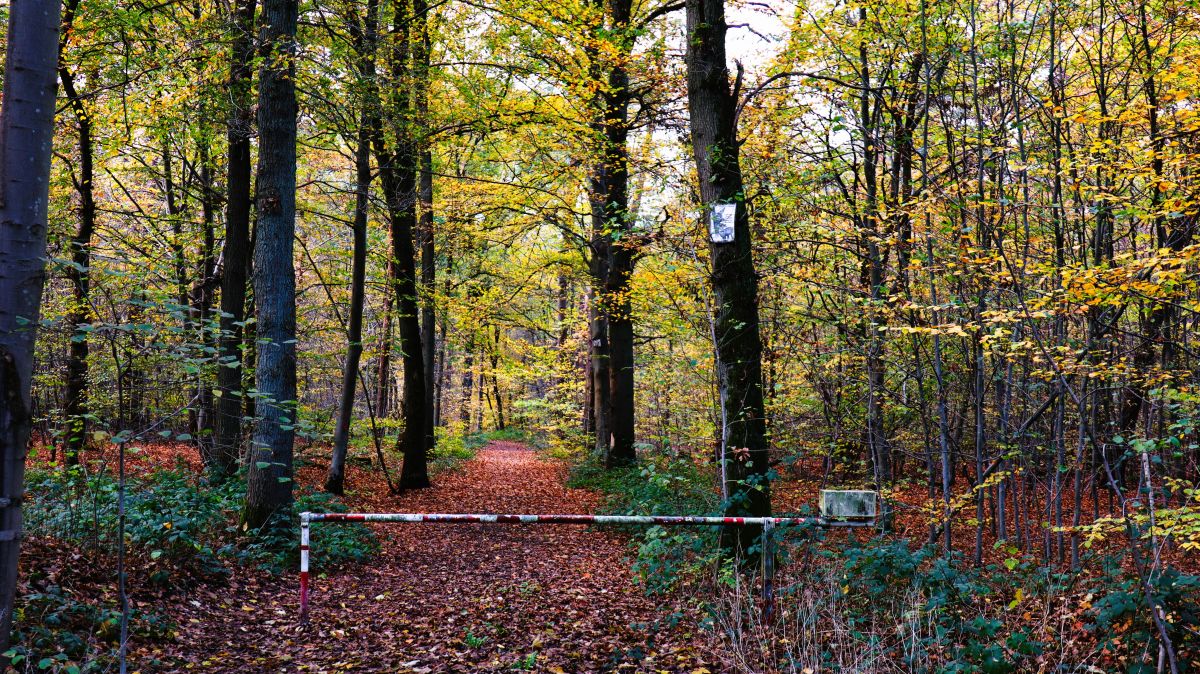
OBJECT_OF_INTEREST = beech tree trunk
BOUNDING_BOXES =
[588,254,611,455]
[586,0,637,467]
[416,0,437,456]
[212,0,257,477]
[193,146,218,463]
[243,0,299,528]
[58,0,95,465]
[857,6,892,489]
[374,296,393,417]
[326,0,379,496]
[460,331,475,425]
[684,0,771,557]
[372,0,429,490]
[601,0,636,468]
[326,125,372,495]
[419,150,436,454]
[0,0,62,649]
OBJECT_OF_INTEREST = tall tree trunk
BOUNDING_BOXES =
[434,289,448,428]
[596,0,637,468]
[0,0,62,649]
[242,292,257,424]
[490,326,505,430]
[969,0,989,566]
[194,144,218,462]
[58,5,94,465]
[588,236,611,456]
[917,0,953,553]
[326,125,372,495]
[459,331,474,425]
[684,0,770,557]
[370,0,429,490]
[857,5,891,489]
[243,0,299,528]
[474,340,485,432]
[374,295,393,417]
[416,0,437,455]
[212,0,257,477]
[384,144,429,490]
[419,151,436,452]
[325,0,379,496]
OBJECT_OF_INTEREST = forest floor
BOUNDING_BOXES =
[153,441,714,673]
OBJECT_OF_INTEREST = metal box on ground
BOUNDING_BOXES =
[819,490,878,521]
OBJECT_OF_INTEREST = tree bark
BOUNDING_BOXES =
[212,0,257,477]
[416,0,437,456]
[243,0,299,528]
[684,0,771,557]
[374,295,393,417]
[58,2,95,465]
[588,252,611,455]
[372,0,429,490]
[460,331,474,425]
[419,150,436,453]
[857,5,891,489]
[326,0,379,496]
[0,0,62,649]
[490,326,504,431]
[193,145,218,463]
[593,0,637,468]
[326,125,372,495]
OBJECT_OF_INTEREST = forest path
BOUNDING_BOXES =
[164,441,710,673]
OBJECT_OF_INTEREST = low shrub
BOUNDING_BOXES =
[5,584,173,674]
[241,490,379,572]
[431,422,476,472]
[25,465,239,583]
[16,460,380,672]
[569,457,720,593]
[25,462,377,578]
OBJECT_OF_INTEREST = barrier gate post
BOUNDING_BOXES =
[762,518,775,624]
[299,515,310,620]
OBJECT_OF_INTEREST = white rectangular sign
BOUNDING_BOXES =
[709,203,737,243]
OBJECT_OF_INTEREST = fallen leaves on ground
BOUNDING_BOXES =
[153,441,713,672]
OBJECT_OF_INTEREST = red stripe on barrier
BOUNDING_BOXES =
[299,571,310,621]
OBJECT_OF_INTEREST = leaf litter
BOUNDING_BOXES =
[154,441,713,672]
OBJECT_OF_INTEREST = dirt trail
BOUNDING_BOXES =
[163,441,711,673]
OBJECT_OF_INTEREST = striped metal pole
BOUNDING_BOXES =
[301,512,830,526]
[299,513,311,622]
[762,518,775,624]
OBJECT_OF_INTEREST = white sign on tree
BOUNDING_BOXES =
[709,202,737,243]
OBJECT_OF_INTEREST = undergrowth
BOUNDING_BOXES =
[569,454,1200,673]
[569,456,721,593]
[13,461,377,672]
[710,533,1200,673]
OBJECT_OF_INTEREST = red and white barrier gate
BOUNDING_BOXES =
[299,512,868,623]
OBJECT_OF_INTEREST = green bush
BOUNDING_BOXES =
[25,465,240,583]
[834,542,1044,673]
[240,490,379,573]
[17,462,379,672]
[25,464,377,578]
[1091,562,1200,669]
[431,422,476,471]
[5,584,172,674]
[569,457,720,593]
